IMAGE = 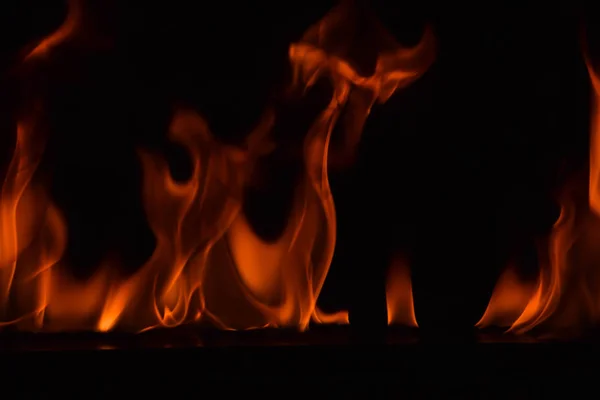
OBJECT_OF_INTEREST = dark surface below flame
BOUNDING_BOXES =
[2,326,598,397]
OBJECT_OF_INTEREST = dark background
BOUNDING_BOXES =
[0,0,594,336]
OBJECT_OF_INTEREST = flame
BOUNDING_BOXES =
[477,195,580,336]
[589,48,600,217]
[289,0,435,169]
[477,42,600,337]
[0,1,434,332]
[476,263,536,329]
[386,254,417,327]
[288,0,433,328]
[25,0,83,60]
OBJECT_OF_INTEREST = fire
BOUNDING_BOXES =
[0,0,434,332]
[386,254,418,327]
[25,0,83,60]
[477,40,600,338]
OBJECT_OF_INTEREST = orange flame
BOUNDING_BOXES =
[386,254,418,327]
[477,43,600,337]
[589,47,600,217]
[0,1,434,332]
[25,0,83,60]
[289,0,435,169]
[290,0,433,328]
[476,263,536,329]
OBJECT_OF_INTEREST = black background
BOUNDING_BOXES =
[0,0,596,336]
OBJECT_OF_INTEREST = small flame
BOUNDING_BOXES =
[477,197,579,336]
[0,0,434,332]
[476,263,538,329]
[386,254,417,327]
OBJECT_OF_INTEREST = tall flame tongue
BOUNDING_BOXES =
[477,47,600,338]
[1,0,433,332]
[288,0,434,328]
[589,51,600,217]
[0,0,83,329]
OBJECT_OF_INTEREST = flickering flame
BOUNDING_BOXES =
[289,0,435,169]
[477,195,580,336]
[0,0,434,332]
[25,0,83,60]
[386,254,417,327]
[477,42,600,337]
[589,47,600,217]
[476,263,538,330]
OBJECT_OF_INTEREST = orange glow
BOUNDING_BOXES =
[0,1,434,332]
[386,255,417,327]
